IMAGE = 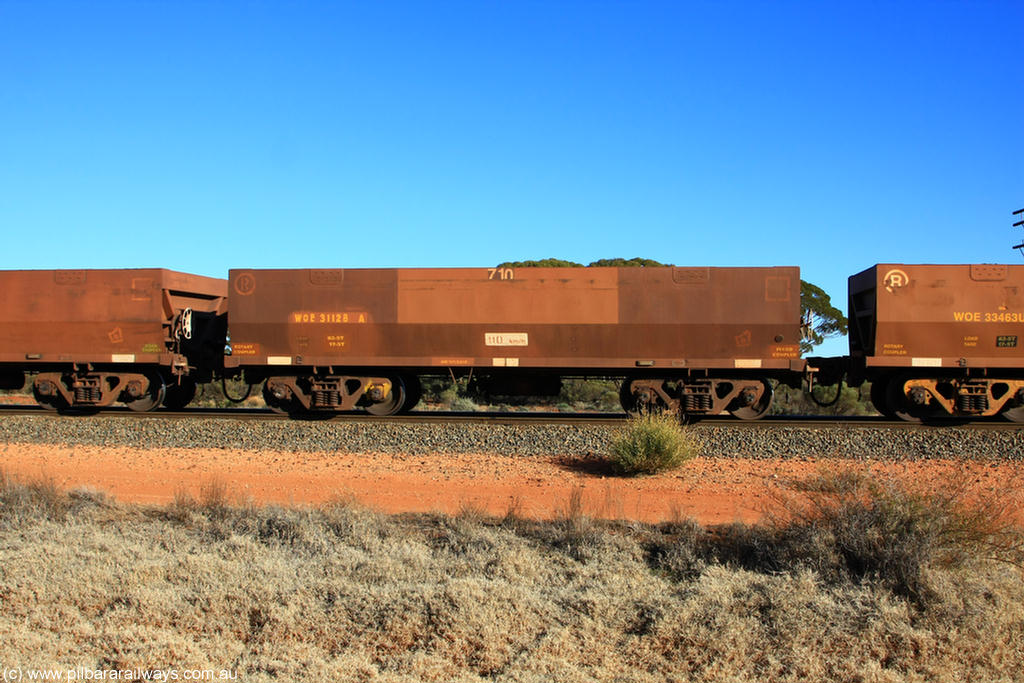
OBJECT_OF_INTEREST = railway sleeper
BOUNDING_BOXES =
[32,370,166,412]
[263,374,404,415]
[887,376,1024,422]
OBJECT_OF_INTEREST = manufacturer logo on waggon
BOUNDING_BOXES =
[234,273,256,296]
[883,269,910,293]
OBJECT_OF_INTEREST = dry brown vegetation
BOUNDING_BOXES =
[1,465,1023,682]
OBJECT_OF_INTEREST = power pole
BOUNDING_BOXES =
[1015,208,1024,256]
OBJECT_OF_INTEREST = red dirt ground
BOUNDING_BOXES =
[2,443,1021,524]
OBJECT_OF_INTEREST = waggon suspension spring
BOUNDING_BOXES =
[684,392,712,413]
[71,376,102,404]
[312,390,341,408]
[956,392,988,413]
[74,386,101,403]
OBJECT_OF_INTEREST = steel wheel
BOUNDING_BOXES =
[32,381,68,412]
[162,377,198,410]
[125,373,166,412]
[885,375,931,423]
[619,378,672,415]
[869,377,897,419]
[263,380,297,414]
[619,379,639,414]
[1001,405,1024,423]
[399,375,422,413]
[728,379,774,420]
[365,377,406,416]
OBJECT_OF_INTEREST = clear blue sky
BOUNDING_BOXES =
[2,1,1021,357]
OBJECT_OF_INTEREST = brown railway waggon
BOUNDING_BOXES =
[839,263,1024,422]
[3,262,1022,423]
[0,269,227,411]
[226,266,806,418]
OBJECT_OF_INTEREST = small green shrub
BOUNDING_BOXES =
[451,396,478,412]
[192,378,262,408]
[559,378,621,411]
[769,381,877,416]
[607,413,699,475]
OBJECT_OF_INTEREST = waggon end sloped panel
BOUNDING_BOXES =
[227,266,803,371]
[0,269,227,366]
[849,263,1024,368]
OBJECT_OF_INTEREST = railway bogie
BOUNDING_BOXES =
[30,368,167,412]
[865,373,1024,423]
[259,372,416,415]
[618,375,776,420]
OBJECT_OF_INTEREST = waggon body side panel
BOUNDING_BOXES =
[848,264,1024,369]
[0,269,227,367]
[226,266,803,372]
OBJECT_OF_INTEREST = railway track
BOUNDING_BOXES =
[1,403,1021,430]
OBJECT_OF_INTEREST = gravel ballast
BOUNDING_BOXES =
[0,414,1022,460]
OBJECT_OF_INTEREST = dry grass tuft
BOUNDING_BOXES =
[501,495,523,531]
[456,498,491,524]
[0,467,68,526]
[706,466,1024,605]
[169,484,197,518]
[198,477,231,518]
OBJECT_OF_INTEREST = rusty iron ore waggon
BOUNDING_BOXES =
[0,269,227,411]
[820,263,1024,423]
[2,263,1022,422]
[225,266,806,418]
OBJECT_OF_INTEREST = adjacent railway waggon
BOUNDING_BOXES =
[1,262,1022,422]
[225,266,805,418]
[0,269,227,411]
[825,263,1024,423]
